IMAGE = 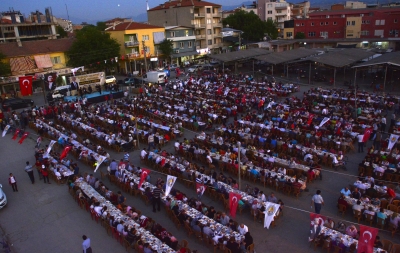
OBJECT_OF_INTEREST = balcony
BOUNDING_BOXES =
[275,12,287,16]
[194,23,206,29]
[125,41,139,47]
[275,3,288,9]
[196,34,206,40]
[194,13,205,18]
[213,22,223,27]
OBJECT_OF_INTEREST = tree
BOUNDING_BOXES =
[66,26,120,70]
[96,21,107,31]
[158,39,174,60]
[295,32,305,39]
[222,10,278,41]
[0,52,11,76]
[265,19,279,40]
[56,25,68,38]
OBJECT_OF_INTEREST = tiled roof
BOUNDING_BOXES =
[105,21,164,31]
[149,0,221,11]
[0,38,75,58]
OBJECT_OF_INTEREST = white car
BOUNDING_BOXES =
[187,65,203,73]
[105,75,116,84]
[0,184,7,209]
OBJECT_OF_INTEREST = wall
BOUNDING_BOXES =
[345,16,361,38]
[49,52,67,69]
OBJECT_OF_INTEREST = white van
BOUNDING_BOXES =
[144,71,166,84]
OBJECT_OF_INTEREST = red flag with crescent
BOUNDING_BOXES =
[309,213,326,225]
[12,129,20,140]
[59,146,72,160]
[19,76,33,96]
[18,132,29,144]
[362,127,373,142]
[138,168,150,189]
[229,192,241,218]
[196,183,206,196]
[358,225,378,253]
[307,114,315,125]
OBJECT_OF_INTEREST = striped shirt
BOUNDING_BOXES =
[153,188,162,199]
[123,153,129,161]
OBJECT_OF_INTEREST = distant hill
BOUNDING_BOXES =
[222,1,253,11]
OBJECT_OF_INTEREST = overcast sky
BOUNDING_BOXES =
[2,0,245,23]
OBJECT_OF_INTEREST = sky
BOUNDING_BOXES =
[2,0,245,24]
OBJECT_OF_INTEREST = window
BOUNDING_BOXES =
[311,22,314,26]
[276,10,281,14]
[170,32,175,37]
[51,56,61,64]
[267,17,272,21]
[286,32,293,37]
[207,18,211,24]
[206,8,211,13]
[188,41,192,48]
[395,19,398,23]
[301,23,304,26]
[346,21,350,26]
[333,22,337,25]
[207,29,212,35]
[325,22,328,25]
[361,30,369,36]
[185,30,189,36]
[214,38,217,44]
[320,22,324,25]
[128,35,138,41]
[208,39,212,45]
[267,10,272,14]
[142,35,149,41]
[351,21,356,25]
[375,20,385,25]
[296,23,300,26]
[144,46,150,53]
[179,42,184,48]
[308,31,315,37]
[320,31,328,37]
[267,4,272,8]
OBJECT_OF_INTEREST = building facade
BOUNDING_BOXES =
[291,7,400,40]
[105,22,165,74]
[258,0,291,34]
[147,0,223,55]
[165,26,197,65]
[0,8,58,45]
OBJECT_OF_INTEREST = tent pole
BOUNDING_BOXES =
[383,65,388,93]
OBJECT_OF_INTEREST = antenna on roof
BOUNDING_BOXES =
[65,4,70,21]
[147,0,150,11]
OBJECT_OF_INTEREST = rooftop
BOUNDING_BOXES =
[148,0,221,11]
[208,48,271,63]
[308,48,376,68]
[353,51,400,68]
[105,21,163,31]
[254,48,322,65]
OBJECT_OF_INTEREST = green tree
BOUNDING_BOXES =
[222,10,278,41]
[96,21,107,31]
[295,32,305,39]
[0,52,11,76]
[66,26,120,70]
[265,19,279,40]
[158,39,174,59]
[56,25,68,38]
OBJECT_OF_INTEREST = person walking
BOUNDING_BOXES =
[357,132,364,153]
[148,134,155,151]
[311,190,324,214]
[24,161,35,184]
[152,184,162,213]
[41,165,51,184]
[82,235,92,253]
[8,173,18,192]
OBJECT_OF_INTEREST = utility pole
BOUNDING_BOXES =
[135,118,140,149]
[142,40,148,74]
[237,141,241,190]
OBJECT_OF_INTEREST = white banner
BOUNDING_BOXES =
[45,140,56,156]
[2,125,10,137]
[94,155,107,172]
[388,134,399,151]
[263,202,281,229]
[319,117,330,128]
[165,175,177,197]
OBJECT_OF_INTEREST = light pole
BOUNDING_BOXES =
[142,40,148,74]
[237,141,241,190]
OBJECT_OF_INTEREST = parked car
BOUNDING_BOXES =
[187,65,203,73]
[0,184,7,209]
[105,75,117,84]
[2,98,34,110]
[51,85,70,99]
[123,77,141,87]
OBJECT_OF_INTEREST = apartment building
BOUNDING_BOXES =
[147,0,223,54]
[258,0,291,35]
[165,26,197,65]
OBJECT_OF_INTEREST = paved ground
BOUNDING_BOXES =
[1,73,400,253]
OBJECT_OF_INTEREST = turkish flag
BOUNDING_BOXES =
[19,76,33,96]
[362,127,373,142]
[358,225,378,253]
[138,168,150,189]
[12,129,20,140]
[59,146,72,160]
[229,192,241,218]
[18,132,28,144]
[307,114,315,125]
[196,183,206,196]
[309,213,326,225]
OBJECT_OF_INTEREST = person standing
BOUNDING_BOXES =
[82,235,92,253]
[41,165,51,184]
[311,190,324,214]
[24,161,35,184]
[357,132,364,153]
[8,173,18,192]
[148,134,155,151]
[152,184,162,213]
[381,117,387,132]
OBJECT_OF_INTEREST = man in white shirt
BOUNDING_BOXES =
[237,224,249,235]
[311,190,324,214]
[357,133,364,153]
[352,200,363,214]
[140,148,147,159]
[82,235,92,253]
